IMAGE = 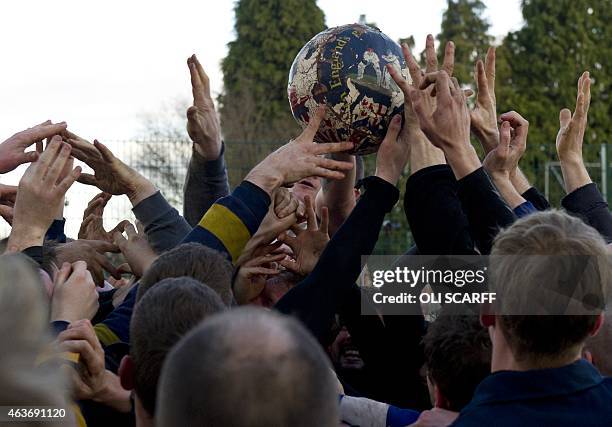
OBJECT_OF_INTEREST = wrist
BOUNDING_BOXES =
[559,153,584,167]
[7,222,46,252]
[446,144,481,180]
[93,370,132,413]
[127,180,157,207]
[244,168,282,196]
[375,167,400,186]
[474,128,499,154]
[193,137,222,161]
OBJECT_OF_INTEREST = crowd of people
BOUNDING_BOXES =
[0,34,610,427]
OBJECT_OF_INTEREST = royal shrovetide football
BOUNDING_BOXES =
[288,24,409,155]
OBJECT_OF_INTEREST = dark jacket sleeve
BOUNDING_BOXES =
[132,191,192,253]
[562,183,612,243]
[404,165,475,255]
[521,187,550,211]
[46,219,67,243]
[457,167,516,254]
[181,181,270,264]
[183,143,231,227]
[275,176,399,345]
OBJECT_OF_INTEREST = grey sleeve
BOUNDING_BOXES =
[183,142,231,227]
[132,191,192,253]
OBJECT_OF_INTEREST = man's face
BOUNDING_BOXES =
[291,177,322,204]
[329,327,365,371]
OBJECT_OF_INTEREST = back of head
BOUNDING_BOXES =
[490,210,610,366]
[0,254,68,423]
[423,314,492,411]
[137,242,233,305]
[157,307,339,427]
[130,277,226,416]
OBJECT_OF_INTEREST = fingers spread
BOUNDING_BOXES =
[301,105,326,141]
[402,43,421,86]
[442,41,455,76]
[425,34,438,73]
[313,141,354,155]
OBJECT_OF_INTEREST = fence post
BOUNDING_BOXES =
[544,161,550,201]
[601,144,607,203]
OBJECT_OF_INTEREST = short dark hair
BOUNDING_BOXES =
[137,242,233,305]
[130,277,226,415]
[423,315,491,411]
[157,307,338,427]
[491,210,609,365]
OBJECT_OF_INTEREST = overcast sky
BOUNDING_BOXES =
[0,0,523,236]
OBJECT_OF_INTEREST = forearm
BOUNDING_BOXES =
[562,182,612,242]
[445,145,482,180]
[489,173,527,209]
[409,132,445,175]
[457,167,516,254]
[560,156,592,194]
[510,167,531,195]
[404,165,475,255]
[7,224,46,252]
[132,191,192,253]
[321,154,356,236]
[183,144,230,227]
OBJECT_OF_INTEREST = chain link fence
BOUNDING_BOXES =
[1,141,610,255]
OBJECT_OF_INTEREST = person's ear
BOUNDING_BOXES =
[589,312,605,337]
[119,355,135,390]
[433,383,450,410]
[480,301,495,328]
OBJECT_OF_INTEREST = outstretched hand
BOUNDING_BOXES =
[470,47,499,153]
[483,111,528,179]
[278,195,330,276]
[387,35,453,172]
[113,221,158,278]
[244,105,354,195]
[0,120,67,173]
[62,130,156,206]
[51,261,99,323]
[7,136,81,251]
[186,54,222,160]
[374,114,407,185]
[55,239,122,287]
[556,72,591,165]
[233,242,285,305]
[79,193,130,243]
[409,71,480,179]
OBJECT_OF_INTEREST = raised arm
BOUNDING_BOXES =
[388,36,475,255]
[183,54,230,226]
[63,131,192,252]
[557,71,612,241]
[409,70,515,254]
[182,106,354,263]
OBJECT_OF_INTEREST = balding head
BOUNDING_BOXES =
[156,307,338,427]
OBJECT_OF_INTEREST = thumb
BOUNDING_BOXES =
[499,121,511,157]
[559,108,572,129]
[383,114,402,144]
[186,106,199,120]
[22,151,39,164]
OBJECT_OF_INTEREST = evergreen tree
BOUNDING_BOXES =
[437,0,493,85]
[496,0,612,187]
[220,0,325,141]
